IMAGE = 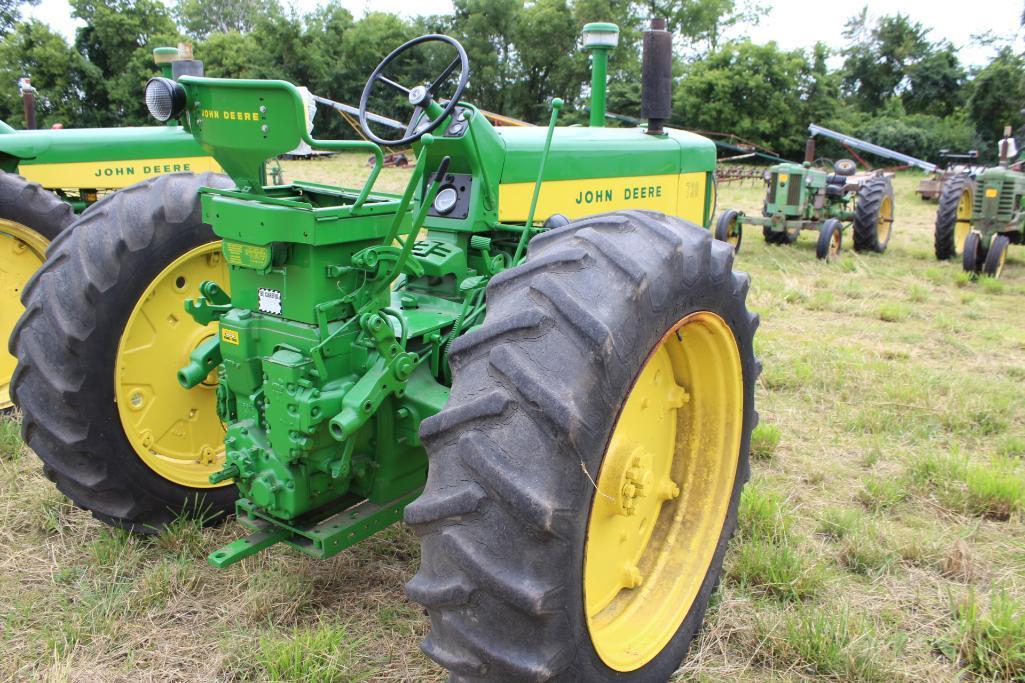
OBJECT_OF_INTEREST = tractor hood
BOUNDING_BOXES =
[496,126,715,183]
[0,125,207,164]
[493,126,716,224]
[0,125,219,190]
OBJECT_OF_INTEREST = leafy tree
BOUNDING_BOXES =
[174,0,278,40]
[966,47,1025,152]
[1,0,38,36]
[0,19,89,126]
[641,0,763,52]
[70,0,181,125]
[904,42,965,117]
[673,39,811,157]
[841,10,930,112]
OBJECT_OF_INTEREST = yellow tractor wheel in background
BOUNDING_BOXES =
[407,211,758,681]
[934,174,975,260]
[0,173,75,410]
[10,172,237,532]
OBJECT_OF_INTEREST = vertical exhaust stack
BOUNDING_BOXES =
[19,78,36,130]
[1000,124,1012,167]
[804,136,816,164]
[641,18,672,135]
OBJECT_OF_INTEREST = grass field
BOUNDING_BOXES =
[2,158,1024,682]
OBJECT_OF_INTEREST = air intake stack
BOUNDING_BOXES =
[641,18,672,135]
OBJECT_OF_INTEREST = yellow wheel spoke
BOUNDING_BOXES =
[1,220,50,410]
[114,241,230,488]
[584,311,743,672]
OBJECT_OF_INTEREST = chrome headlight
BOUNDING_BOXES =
[145,77,186,122]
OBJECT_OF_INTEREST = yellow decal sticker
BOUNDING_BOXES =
[778,173,789,183]
[498,172,707,224]
[18,156,222,191]
[223,242,272,270]
[221,328,240,345]
[985,187,998,198]
[200,109,262,122]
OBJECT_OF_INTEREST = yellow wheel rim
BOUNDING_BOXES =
[995,241,1007,278]
[727,218,740,248]
[114,241,230,488]
[877,195,893,243]
[829,228,841,260]
[1,219,50,410]
[954,187,973,255]
[584,311,744,672]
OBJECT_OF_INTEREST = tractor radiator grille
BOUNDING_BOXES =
[767,173,777,203]
[975,178,1020,219]
[787,177,802,205]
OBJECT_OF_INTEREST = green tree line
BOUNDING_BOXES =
[0,0,1021,162]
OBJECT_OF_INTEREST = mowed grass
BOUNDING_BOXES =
[2,158,1024,681]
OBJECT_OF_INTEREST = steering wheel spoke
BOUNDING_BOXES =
[378,75,410,95]
[358,34,469,147]
[430,57,462,96]
[403,106,426,138]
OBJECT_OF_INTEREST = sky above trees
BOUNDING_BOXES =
[22,0,1025,68]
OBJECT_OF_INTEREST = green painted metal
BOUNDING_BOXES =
[0,46,216,209]
[0,126,209,166]
[971,165,1025,248]
[582,22,618,127]
[734,161,857,233]
[158,36,717,566]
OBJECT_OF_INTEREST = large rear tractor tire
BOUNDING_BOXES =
[406,210,759,681]
[10,172,237,532]
[852,175,894,253]
[1,173,76,410]
[934,174,974,260]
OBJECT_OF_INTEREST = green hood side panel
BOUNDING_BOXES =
[0,126,208,164]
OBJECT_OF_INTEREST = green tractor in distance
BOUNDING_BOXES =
[11,24,758,680]
[715,137,895,262]
[936,127,1023,278]
[0,46,220,411]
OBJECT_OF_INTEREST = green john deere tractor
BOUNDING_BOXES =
[0,47,221,411]
[715,137,895,262]
[11,23,758,679]
[936,129,1022,278]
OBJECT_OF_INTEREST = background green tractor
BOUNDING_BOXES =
[0,46,221,411]
[11,22,758,680]
[936,128,1023,278]
[715,137,895,262]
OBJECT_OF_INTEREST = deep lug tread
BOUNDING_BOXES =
[458,434,563,536]
[10,172,237,532]
[934,174,974,260]
[852,175,894,253]
[419,390,513,443]
[447,309,549,368]
[433,528,562,616]
[410,210,758,681]
[405,570,476,608]
[403,481,488,526]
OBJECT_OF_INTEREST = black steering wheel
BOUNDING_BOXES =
[358,35,469,147]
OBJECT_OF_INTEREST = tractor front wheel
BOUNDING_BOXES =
[406,210,758,681]
[714,209,742,252]
[816,219,843,263]
[1,173,75,410]
[11,172,237,531]
[962,231,983,276]
[934,175,974,260]
[982,234,1010,278]
[853,175,894,253]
